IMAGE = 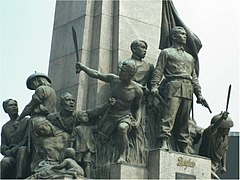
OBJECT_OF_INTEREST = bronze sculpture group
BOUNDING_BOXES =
[1,27,234,179]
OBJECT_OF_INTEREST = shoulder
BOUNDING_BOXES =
[20,117,30,124]
[184,51,194,61]
[158,48,171,58]
[74,111,87,118]
[132,82,143,96]
[202,126,214,136]
[161,47,173,54]
[2,120,11,130]
[121,58,135,64]
[47,112,59,121]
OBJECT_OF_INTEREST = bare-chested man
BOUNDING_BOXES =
[76,61,143,163]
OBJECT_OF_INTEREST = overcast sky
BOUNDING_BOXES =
[1,0,239,139]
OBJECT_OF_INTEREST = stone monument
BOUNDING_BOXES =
[47,0,211,179]
[2,0,235,179]
[48,0,162,110]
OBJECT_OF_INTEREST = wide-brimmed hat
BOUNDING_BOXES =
[26,72,51,90]
[211,112,234,128]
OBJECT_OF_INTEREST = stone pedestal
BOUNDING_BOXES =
[148,149,211,179]
[110,164,147,179]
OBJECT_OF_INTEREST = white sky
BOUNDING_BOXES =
[0,0,239,142]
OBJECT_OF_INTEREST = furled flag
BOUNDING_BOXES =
[160,0,202,76]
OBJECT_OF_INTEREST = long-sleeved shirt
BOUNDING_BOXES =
[119,55,154,87]
[151,47,202,98]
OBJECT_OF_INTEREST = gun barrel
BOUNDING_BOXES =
[207,106,212,113]
[225,84,231,112]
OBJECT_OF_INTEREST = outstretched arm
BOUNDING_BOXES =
[87,98,116,119]
[17,97,39,120]
[51,160,68,169]
[76,62,117,83]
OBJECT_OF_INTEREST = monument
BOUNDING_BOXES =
[1,0,236,179]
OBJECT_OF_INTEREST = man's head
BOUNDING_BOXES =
[130,40,147,59]
[170,26,187,45]
[119,61,137,81]
[65,148,76,158]
[211,112,234,135]
[60,92,76,112]
[2,99,18,116]
[26,72,51,90]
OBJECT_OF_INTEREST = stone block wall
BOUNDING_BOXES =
[48,0,162,110]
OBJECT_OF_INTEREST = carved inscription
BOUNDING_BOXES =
[177,157,196,170]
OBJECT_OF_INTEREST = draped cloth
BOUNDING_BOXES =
[160,0,202,76]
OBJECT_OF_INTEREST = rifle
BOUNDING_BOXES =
[137,84,169,108]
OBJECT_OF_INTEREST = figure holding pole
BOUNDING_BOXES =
[199,85,234,179]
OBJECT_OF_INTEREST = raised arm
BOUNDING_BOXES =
[87,98,116,119]
[17,86,46,121]
[76,62,117,83]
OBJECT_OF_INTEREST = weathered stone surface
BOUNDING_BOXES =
[49,0,162,111]
[53,1,94,28]
[110,164,147,179]
[148,149,211,179]
[117,0,162,27]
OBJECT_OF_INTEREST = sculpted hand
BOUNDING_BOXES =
[76,62,83,74]
[196,96,212,113]
[221,111,229,119]
[131,116,140,128]
[108,98,116,106]
[196,95,204,104]
[3,149,14,157]
[151,87,159,96]
[221,167,227,174]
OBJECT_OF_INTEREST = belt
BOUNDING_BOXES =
[168,78,192,83]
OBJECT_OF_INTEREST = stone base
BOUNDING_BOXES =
[148,149,211,179]
[110,163,147,179]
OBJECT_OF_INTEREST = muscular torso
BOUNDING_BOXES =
[109,79,140,114]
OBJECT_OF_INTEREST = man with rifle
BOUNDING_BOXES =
[199,85,233,179]
[150,26,210,154]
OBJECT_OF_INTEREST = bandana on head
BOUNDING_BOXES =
[121,61,137,75]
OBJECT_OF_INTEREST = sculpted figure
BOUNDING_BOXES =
[16,72,57,171]
[51,148,84,179]
[119,40,154,87]
[31,119,70,170]
[1,99,29,178]
[47,92,115,177]
[199,111,233,179]
[17,72,57,122]
[76,60,143,163]
[47,92,114,135]
[150,26,208,153]
[119,40,156,151]
[70,119,94,178]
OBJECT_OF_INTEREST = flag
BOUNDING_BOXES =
[160,0,202,76]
